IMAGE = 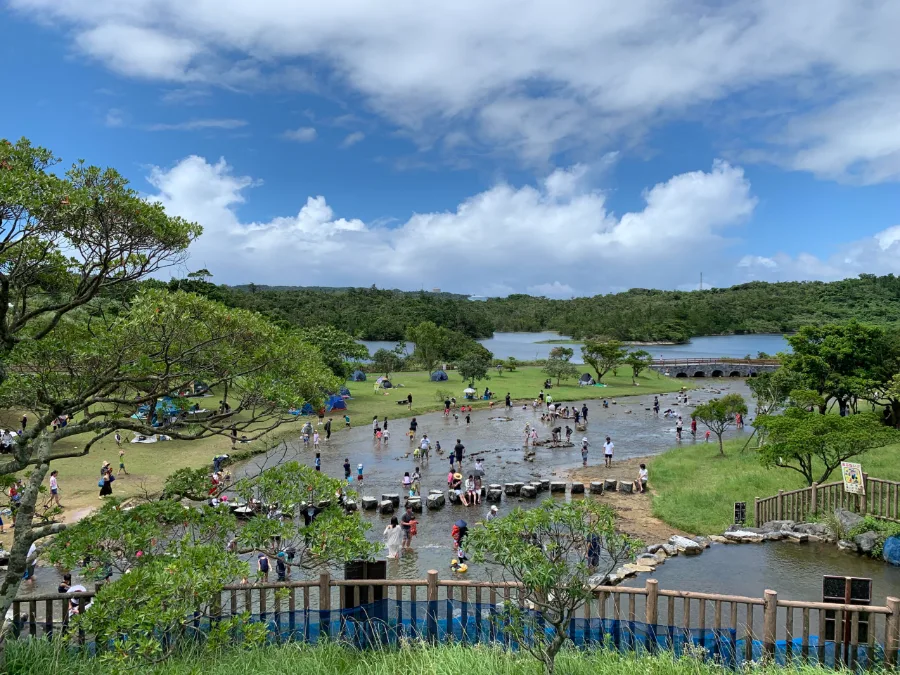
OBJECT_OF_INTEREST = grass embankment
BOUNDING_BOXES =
[7,641,861,675]
[650,439,900,535]
[0,367,686,542]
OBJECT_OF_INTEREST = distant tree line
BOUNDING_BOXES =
[146,274,900,343]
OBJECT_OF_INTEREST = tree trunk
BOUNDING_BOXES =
[718,434,725,456]
[0,440,52,654]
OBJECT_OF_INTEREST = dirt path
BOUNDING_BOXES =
[568,457,685,544]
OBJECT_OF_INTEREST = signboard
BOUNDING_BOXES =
[841,462,865,495]
[823,576,871,651]
[733,502,746,525]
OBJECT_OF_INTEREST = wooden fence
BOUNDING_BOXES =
[755,475,900,526]
[652,358,781,366]
[11,572,900,669]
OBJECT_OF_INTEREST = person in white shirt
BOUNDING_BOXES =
[634,463,648,493]
[603,436,614,468]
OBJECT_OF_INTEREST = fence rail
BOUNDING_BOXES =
[755,475,900,526]
[11,572,900,669]
[651,358,781,366]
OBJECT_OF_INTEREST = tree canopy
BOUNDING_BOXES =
[691,394,748,455]
[581,339,627,382]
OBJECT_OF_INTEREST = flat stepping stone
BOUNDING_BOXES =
[504,483,520,496]
[381,493,400,506]
[540,479,550,491]
[617,481,633,494]
[669,535,702,555]
[590,481,604,494]
[343,500,358,512]
[448,490,462,504]
[489,484,502,490]
[604,479,617,491]
[570,483,585,494]
[378,500,395,515]
[429,489,444,496]
[406,498,423,513]
[486,489,503,503]
[520,485,538,498]
[361,497,379,510]
[550,481,567,493]
[427,493,445,509]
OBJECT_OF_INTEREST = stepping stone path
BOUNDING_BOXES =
[550,481,567,493]
[381,494,400,507]
[540,479,550,491]
[427,493,445,509]
[590,481,604,494]
[617,481,633,494]
[570,483,585,494]
[344,500,358,512]
[604,479,617,491]
[505,483,520,496]
[406,498,423,513]
[487,489,503,503]
[379,500,394,515]
[361,497,378,511]
[520,485,538,498]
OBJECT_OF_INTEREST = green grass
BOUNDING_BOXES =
[6,640,865,675]
[650,439,900,535]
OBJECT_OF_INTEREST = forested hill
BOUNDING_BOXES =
[158,274,900,342]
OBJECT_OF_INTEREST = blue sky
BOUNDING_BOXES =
[3,1,900,297]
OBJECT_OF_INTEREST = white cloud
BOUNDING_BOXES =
[104,108,125,128]
[282,127,318,142]
[146,118,248,131]
[147,154,756,294]
[738,255,777,268]
[9,1,900,175]
[340,132,365,148]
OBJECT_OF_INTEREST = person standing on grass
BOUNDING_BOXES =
[407,393,413,410]
[20,414,27,432]
[118,449,128,476]
[603,436,614,468]
[325,417,332,443]
[45,470,61,508]
[99,462,113,498]
[114,431,122,448]
[230,427,238,447]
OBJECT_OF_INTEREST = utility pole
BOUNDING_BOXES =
[700,272,703,291]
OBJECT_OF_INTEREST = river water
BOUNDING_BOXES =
[361,332,791,364]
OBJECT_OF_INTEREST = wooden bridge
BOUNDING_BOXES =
[650,358,780,378]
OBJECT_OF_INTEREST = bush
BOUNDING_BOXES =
[848,516,900,558]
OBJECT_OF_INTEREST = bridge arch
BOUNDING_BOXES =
[693,371,706,378]
[675,372,688,378]
[711,369,723,377]
[729,371,741,377]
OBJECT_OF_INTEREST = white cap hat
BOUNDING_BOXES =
[490,505,498,511]
[582,438,588,442]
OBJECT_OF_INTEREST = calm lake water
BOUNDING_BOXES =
[361,333,790,364]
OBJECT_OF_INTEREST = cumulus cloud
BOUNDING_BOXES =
[146,154,760,295]
[282,127,317,142]
[9,0,900,175]
[340,132,365,148]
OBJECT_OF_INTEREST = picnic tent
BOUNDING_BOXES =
[381,380,393,389]
[579,373,595,385]
[351,370,367,382]
[430,370,448,382]
[339,386,352,397]
[325,394,347,412]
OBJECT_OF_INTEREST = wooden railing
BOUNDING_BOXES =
[11,572,900,669]
[755,475,900,526]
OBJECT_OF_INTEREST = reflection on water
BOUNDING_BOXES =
[361,333,791,364]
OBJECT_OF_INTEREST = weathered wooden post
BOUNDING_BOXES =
[887,597,900,666]
[319,571,332,640]
[810,482,818,518]
[860,473,869,515]
[763,590,778,661]
[426,570,439,643]
[777,490,784,520]
[645,579,659,652]
[754,497,760,526]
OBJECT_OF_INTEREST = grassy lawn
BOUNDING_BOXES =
[0,367,687,538]
[650,438,900,535]
[8,640,851,675]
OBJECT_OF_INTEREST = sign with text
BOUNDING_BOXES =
[841,462,865,495]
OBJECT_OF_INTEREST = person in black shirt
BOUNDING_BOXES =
[454,439,465,467]
[343,458,351,482]
[324,417,332,442]
[58,573,71,593]
[505,393,511,408]
[407,393,413,410]
[582,404,588,422]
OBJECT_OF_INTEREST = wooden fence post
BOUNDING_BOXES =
[763,590,777,661]
[861,473,869,515]
[887,597,900,667]
[426,570,439,643]
[645,579,659,652]
[319,571,331,640]
[777,490,783,520]
[754,498,760,526]
[811,483,818,517]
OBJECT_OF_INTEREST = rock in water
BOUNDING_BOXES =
[487,489,503,503]
[448,490,461,504]
[571,483,585,494]
[540,479,551,491]
[662,544,678,557]
[604,479,617,491]
[669,535,702,555]
[504,483,519,496]
[883,536,900,565]
[382,493,400,507]
[379,500,395,515]
[590,481,604,495]
[343,500,358,512]
[837,539,858,553]
[854,531,879,555]
[427,493,446,509]
[407,498,423,513]
[520,485,538,498]
[550,481,567,493]
[361,496,379,511]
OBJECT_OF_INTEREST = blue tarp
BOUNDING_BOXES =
[339,387,352,397]
[351,370,367,382]
[325,394,347,412]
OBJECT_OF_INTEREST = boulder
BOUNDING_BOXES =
[448,490,461,504]
[589,481,604,495]
[837,539,858,553]
[835,508,864,533]
[653,551,668,564]
[427,493,446,509]
[787,532,809,543]
[623,563,655,574]
[614,566,637,579]
[646,543,664,554]
[763,531,786,541]
[382,493,400,507]
[854,531,879,555]
[694,536,711,548]
[550,481,567,493]
[571,483,585,494]
[540,479,551,491]
[761,520,796,533]
[361,496,379,511]
[883,536,900,566]
[723,530,764,543]
[662,544,678,557]
[726,524,764,534]
[794,522,828,537]
[520,485,538,498]
[343,500,358,512]
[617,481,634,494]
[505,483,520,496]
[604,479,618,491]
[379,500,395,515]
[635,554,659,567]
[669,535,703,555]
[406,498,423,513]
[708,535,730,544]
[487,489,503,503]
[429,489,444,496]
[489,484,503,491]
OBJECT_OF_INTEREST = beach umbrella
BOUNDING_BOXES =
[464,388,476,394]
